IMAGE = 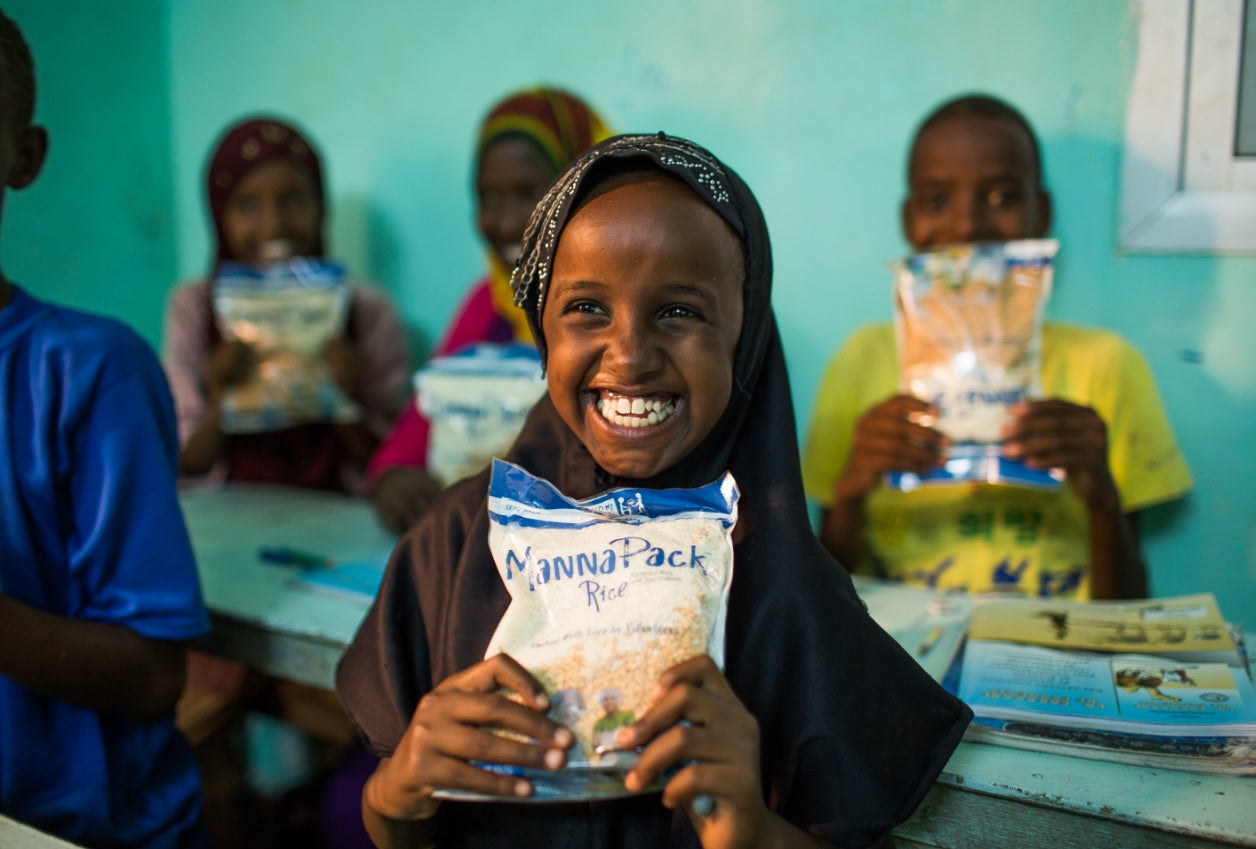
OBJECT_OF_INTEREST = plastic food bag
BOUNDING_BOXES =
[212,258,359,433]
[891,238,1060,490]
[414,343,548,486]
[445,459,738,801]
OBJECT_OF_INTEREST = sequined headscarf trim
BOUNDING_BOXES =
[205,117,326,267]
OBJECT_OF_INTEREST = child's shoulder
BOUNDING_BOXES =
[18,289,163,385]
[844,321,895,350]
[1043,321,1143,363]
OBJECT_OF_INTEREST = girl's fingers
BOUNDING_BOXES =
[623,721,704,792]
[442,653,549,708]
[423,688,571,751]
[657,761,745,814]
[422,716,568,773]
[652,655,736,702]
[422,756,533,800]
[617,656,757,791]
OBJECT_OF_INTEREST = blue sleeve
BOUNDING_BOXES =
[64,327,210,640]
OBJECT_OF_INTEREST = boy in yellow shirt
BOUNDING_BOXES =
[802,94,1191,600]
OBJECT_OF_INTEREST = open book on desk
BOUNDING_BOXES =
[967,592,1243,667]
[950,591,1256,775]
[958,641,1256,736]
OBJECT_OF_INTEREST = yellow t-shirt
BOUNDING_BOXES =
[801,323,1192,599]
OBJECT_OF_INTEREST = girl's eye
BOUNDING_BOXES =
[986,186,1020,208]
[232,195,259,215]
[915,191,948,213]
[660,304,701,321]
[562,300,605,317]
[280,191,316,213]
[479,189,502,211]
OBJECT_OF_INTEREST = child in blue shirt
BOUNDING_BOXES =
[0,11,211,847]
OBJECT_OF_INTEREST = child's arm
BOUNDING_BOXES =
[324,337,383,467]
[819,395,947,568]
[619,656,841,849]
[360,653,572,846]
[371,466,443,535]
[178,339,253,475]
[0,595,186,719]
[1002,399,1146,598]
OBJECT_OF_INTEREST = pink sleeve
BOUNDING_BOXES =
[436,280,498,356]
[366,402,431,480]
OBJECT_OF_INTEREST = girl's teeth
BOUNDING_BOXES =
[596,394,676,429]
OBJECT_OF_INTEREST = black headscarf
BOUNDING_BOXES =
[338,133,970,849]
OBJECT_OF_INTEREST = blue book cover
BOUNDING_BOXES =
[959,640,1256,736]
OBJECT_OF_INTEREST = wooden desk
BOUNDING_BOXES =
[180,488,1256,846]
[179,483,397,691]
[897,737,1256,848]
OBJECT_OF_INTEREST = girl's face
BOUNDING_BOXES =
[902,114,1050,251]
[542,173,744,481]
[220,159,321,264]
[476,137,556,268]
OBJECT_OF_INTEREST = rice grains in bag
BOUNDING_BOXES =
[212,257,358,433]
[891,238,1060,490]
[457,459,737,801]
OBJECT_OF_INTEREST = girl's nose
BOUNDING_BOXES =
[952,191,997,243]
[950,194,980,242]
[258,201,284,241]
[604,317,663,378]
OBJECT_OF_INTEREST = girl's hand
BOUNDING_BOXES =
[372,466,444,535]
[616,655,769,849]
[206,339,255,400]
[835,394,948,502]
[324,337,361,400]
[364,653,573,823]
[1002,399,1119,510]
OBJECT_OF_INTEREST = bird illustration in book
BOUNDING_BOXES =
[1115,667,1197,702]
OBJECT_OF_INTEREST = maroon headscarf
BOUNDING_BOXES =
[205,117,327,267]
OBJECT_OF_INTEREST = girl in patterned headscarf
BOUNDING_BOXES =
[162,116,408,493]
[338,133,969,849]
[368,87,611,533]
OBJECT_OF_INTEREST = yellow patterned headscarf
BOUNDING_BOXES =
[477,87,612,343]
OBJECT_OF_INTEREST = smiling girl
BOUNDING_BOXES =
[337,134,969,849]
[163,117,408,493]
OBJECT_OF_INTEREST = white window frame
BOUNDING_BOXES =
[1119,0,1256,252]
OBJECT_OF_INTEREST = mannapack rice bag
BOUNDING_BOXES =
[212,257,359,434]
[456,459,738,801]
[414,343,548,486]
[891,238,1061,491]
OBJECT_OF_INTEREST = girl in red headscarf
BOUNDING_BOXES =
[368,87,610,532]
[163,117,408,493]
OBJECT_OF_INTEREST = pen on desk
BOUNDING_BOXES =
[258,546,334,569]
[918,625,944,657]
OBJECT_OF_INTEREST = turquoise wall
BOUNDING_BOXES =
[1,0,176,343]
[4,0,1253,630]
